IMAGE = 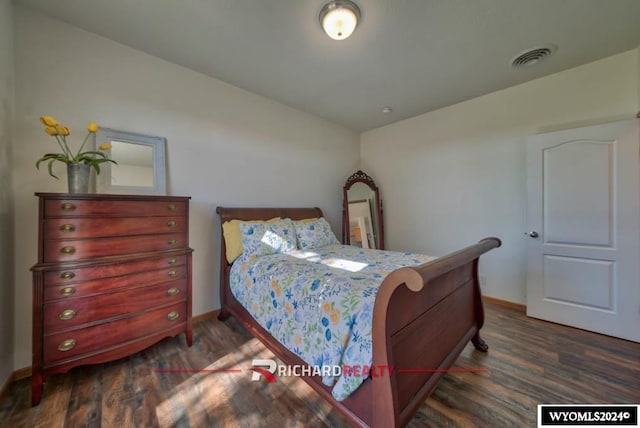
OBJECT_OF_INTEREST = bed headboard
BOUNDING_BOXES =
[216,206,323,224]
[215,206,324,313]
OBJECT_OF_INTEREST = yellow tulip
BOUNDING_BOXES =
[58,126,71,136]
[44,126,59,136]
[98,143,112,151]
[40,116,58,127]
[87,122,99,133]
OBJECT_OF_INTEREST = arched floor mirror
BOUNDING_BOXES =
[342,170,384,250]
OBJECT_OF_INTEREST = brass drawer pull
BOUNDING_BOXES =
[168,270,177,277]
[167,257,177,265]
[58,339,76,352]
[60,246,76,255]
[167,311,179,321]
[59,224,76,232]
[61,202,76,211]
[60,271,75,280]
[167,220,177,228]
[168,204,177,211]
[60,287,76,296]
[58,309,77,320]
[167,239,177,245]
[167,287,180,296]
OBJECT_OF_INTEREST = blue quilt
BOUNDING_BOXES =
[230,244,434,400]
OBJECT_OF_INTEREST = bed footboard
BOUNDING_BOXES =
[371,237,501,427]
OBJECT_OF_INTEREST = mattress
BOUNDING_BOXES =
[229,244,434,400]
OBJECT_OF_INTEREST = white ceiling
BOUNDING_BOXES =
[16,0,640,132]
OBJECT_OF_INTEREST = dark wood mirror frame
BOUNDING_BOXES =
[342,170,385,250]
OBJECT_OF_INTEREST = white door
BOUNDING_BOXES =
[526,119,640,342]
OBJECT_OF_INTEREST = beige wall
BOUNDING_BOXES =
[6,5,640,374]
[361,49,639,305]
[12,7,360,369]
[0,0,15,387]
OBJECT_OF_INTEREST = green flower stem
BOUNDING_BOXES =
[54,135,73,160]
[76,132,92,159]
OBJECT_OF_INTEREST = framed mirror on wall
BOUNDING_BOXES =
[342,170,384,250]
[95,128,167,195]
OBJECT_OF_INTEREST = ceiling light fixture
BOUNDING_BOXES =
[319,0,361,41]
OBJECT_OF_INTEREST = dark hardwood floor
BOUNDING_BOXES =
[2,302,639,427]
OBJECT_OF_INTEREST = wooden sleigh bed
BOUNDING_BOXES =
[216,206,501,427]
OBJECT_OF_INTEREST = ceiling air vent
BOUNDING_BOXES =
[510,44,557,68]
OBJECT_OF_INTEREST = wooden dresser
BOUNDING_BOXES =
[31,193,193,406]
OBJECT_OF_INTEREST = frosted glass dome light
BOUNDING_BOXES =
[319,1,361,41]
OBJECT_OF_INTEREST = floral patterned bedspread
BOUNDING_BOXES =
[230,244,434,400]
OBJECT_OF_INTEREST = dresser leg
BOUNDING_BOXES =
[186,326,193,347]
[31,372,43,406]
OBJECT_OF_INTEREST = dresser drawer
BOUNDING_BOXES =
[43,301,186,365]
[44,199,187,218]
[44,216,186,240]
[44,279,187,332]
[43,233,186,262]
[44,265,188,302]
[44,254,187,286]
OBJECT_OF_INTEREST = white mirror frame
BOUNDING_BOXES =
[95,128,166,195]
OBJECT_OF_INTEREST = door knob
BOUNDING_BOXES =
[527,231,539,238]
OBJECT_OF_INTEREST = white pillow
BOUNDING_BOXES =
[238,219,297,257]
[293,217,340,250]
